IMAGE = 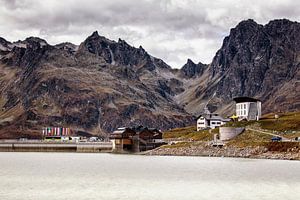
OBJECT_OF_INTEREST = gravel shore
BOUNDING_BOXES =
[144,142,300,160]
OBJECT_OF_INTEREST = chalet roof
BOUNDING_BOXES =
[112,127,134,134]
[111,126,162,135]
[233,96,261,103]
[132,125,162,134]
[197,113,230,122]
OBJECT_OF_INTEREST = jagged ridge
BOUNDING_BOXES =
[0,18,299,139]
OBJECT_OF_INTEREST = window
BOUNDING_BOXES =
[216,122,221,125]
[211,122,216,124]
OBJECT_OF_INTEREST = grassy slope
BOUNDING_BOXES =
[162,112,300,149]
[163,126,218,141]
[227,130,272,147]
[259,112,300,134]
[224,112,300,138]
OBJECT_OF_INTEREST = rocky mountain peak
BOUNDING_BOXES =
[265,19,300,37]
[24,37,48,47]
[267,18,296,27]
[180,58,207,78]
[227,19,261,43]
[76,31,171,71]
[0,18,299,139]
[186,58,195,65]
[91,30,100,37]
[0,37,10,45]
[117,38,127,44]
[192,18,300,114]
[0,36,51,68]
[0,37,11,52]
[55,42,78,54]
[230,19,260,35]
[236,19,258,28]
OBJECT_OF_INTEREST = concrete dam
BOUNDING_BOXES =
[0,140,113,153]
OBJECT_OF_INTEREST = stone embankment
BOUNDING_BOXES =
[144,142,300,160]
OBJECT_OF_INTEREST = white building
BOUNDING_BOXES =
[233,97,261,121]
[197,108,231,131]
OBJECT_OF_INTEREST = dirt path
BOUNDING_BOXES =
[246,127,291,141]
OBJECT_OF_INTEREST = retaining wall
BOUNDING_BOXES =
[219,127,245,141]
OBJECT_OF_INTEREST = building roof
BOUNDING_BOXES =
[233,96,261,103]
[110,126,162,138]
[197,113,230,122]
[130,125,159,132]
[112,127,128,134]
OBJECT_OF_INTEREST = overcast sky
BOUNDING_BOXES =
[0,0,299,68]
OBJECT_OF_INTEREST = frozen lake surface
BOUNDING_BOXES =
[0,153,299,200]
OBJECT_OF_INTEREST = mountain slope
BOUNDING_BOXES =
[179,19,300,115]
[0,32,192,138]
[179,59,208,78]
[0,19,299,139]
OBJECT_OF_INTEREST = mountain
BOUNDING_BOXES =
[179,19,300,115]
[0,19,299,138]
[0,32,192,138]
[179,59,208,78]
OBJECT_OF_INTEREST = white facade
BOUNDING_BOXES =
[197,115,229,131]
[236,102,250,118]
[197,117,208,131]
[235,98,261,121]
[209,119,227,129]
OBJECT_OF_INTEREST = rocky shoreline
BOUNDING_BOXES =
[143,142,300,160]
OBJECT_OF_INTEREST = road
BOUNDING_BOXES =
[246,127,291,141]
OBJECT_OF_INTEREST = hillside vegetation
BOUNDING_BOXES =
[163,126,218,141]
[162,112,300,149]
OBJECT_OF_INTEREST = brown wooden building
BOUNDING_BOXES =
[109,126,165,152]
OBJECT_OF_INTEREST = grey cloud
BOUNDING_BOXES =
[0,0,299,67]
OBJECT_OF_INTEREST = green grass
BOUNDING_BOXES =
[163,126,217,141]
[162,112,300,150]
[223,120,255,128]
[224,112,300,131]
[225,112,300,138]
[258,112,300,131]
[163,126,197,138]
[227,130,273,148]
[220,129,300,151]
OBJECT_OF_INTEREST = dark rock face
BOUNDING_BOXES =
[0,37,11,51]
[0,31,192,138]
[77,31,170,72]
[180,59,208,78]
[191,19,300,114]
[0,19,299,138]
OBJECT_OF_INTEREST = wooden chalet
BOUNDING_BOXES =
[109,126,165,152]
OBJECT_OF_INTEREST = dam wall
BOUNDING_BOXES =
[0,141,113,153]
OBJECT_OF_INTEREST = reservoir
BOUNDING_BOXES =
[0,153,299,200]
